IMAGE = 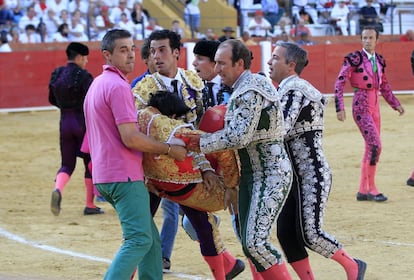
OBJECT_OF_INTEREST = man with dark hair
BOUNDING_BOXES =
[133,29,244,279]
[193,39,231,110]
[130,38,154,88]
[334,26,404,201]
[269,40,367,280]
[49,42,102,216]
[83,29,187,280]
[186,39,293,279]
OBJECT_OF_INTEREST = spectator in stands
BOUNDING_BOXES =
[184,0,202,38]
[69,9,88,41]
[261,0,284,34]
[116,12,135,35]
[199,28,217,40]
[110,0,131,25]
[10,3,24,25]
[238,30,257,46]
[218,26,235,42]
[52,22,69,42]
[7,25,20,43]
[20,23,41,43]
[43,9,60,39]
[0,2,14,30]
[400,29,414,42]
[48,0,69,16]
[20,0,35,10]
[33,0,48,20]
[298,8,314,24]
[131,1,149,40]
[330,0,356,35]
[171,19,185,39]
[292,0,318,24]
[37,21,52,42]
[94,5,114,41]
[0,29,12,52]
[290,18,311,38]
[295,30,315,45]
[359,0,382,34]
[279,30,295,42]
[247,9,272,37]
[144,17,163,38]
[57,9,70,26]
[18,6,40,33]
[68,0,89,18]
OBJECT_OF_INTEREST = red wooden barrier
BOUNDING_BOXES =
[0,41,413,109]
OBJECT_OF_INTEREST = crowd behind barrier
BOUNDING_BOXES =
[1,0,414,51]
[1,38,413,110]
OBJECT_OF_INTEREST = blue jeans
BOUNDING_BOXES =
[96,180,162,280]
[160,198,179,260]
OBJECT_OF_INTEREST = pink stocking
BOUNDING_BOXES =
[290,258,315,280]
[54,172,70,193]
[203,254,226,280]
[248,259,264,280]
[367,164,380,195]
[358,161,368,194]
[259,262,292,280]
[332,249,358,280]
[85,178,96,208]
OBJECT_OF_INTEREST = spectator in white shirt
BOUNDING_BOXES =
[18,6,40,32]
[144,17,163,38]
[20,23,42,43]
[116,12,135,35]
[68,0,89,18]
[110,0,131,25]
[43,9,60,38]
[94,5,114,40]
[52,22,69,41]
[68,9,88,41]
[330,0,356,35]
[46,0,69,16]
[247,10,272,37]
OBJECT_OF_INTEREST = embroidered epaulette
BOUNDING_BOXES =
[376,53,386,68]
[181,69,204,91]
[345,50,363,67]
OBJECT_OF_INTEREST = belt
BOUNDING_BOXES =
[163,183,197,197]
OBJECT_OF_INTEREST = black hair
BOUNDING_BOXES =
[148,29,181,53]
[219,39,252,69]
[140,37,150,60]
[148,91,190,118]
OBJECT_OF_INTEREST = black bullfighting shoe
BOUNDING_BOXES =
[354,258,367,280]
[226,259,245,280]
[367,193,387,202]
[356,192,368,201]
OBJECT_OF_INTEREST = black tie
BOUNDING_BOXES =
[171,79,179,96]
[206,82,215,108]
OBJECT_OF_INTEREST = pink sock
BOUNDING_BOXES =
[248,259,264,280]
[358,161,368,194]
[411,170,414,179]
[367,164,380,195]
[332,249,358,280]
[85,178,96,208]
[221,250,236,275]
[54,172,70,193]
[259,262,292,280]
[290,258,315,280]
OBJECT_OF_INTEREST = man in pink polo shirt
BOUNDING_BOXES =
[83,29,186,280]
